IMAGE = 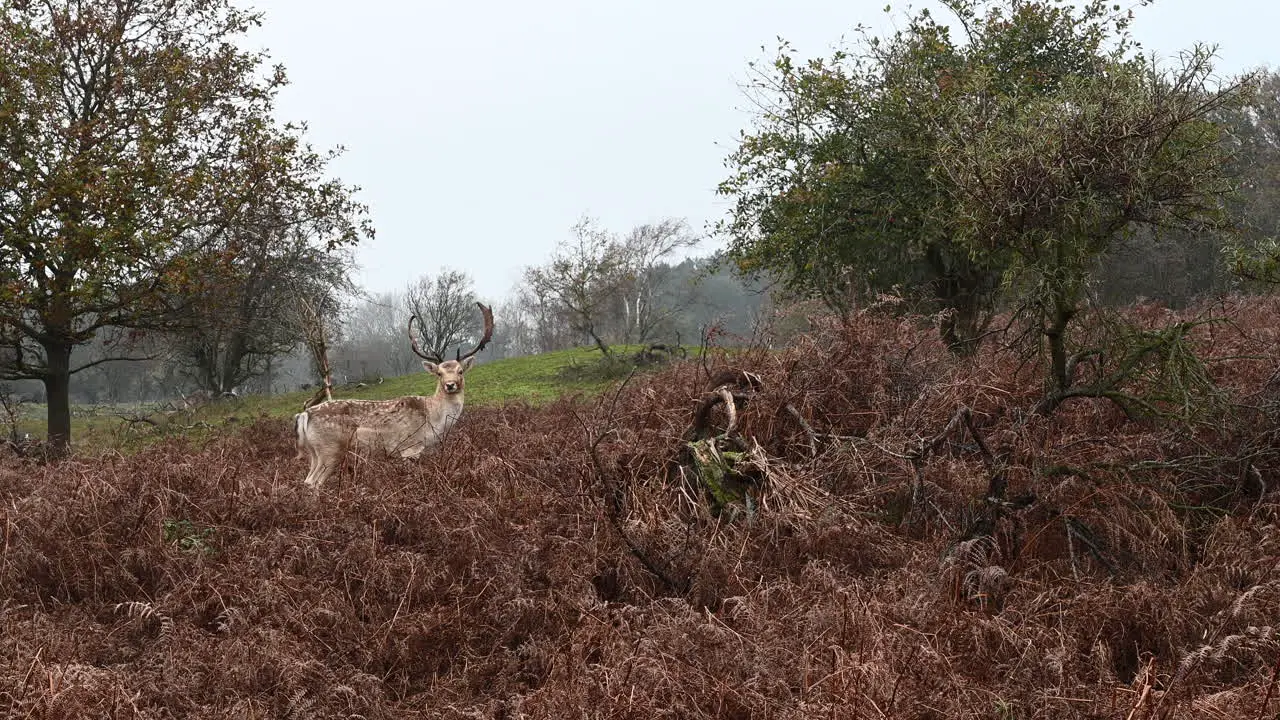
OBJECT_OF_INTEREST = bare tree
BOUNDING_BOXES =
[173,224,357,395]
[485,297,541,359]
[615,219,701,344]
[523,215,699,356]
[293,287,346,410]
[405,269,478,361]
[333,291,416,381]
[512,281,576,354]
[524,216,629,357]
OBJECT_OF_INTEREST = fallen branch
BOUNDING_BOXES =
[905,406,1011,529]
[689,369,762,441]
[784,403,818,459]
[114,413,160,427]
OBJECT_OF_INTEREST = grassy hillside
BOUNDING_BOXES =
[14,346,641,452]
[2,300,1279,717]
[263,345,634,411]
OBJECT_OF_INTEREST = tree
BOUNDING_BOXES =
[0,0,366,455]
[510,280,577,355]
[405,269,479,361]
[716,0,1144,351]
[1220,69,1280,287]
[661,256,774,343]
[719,0,1252,415]
[935,43,1249,414]
[334,291,417,381]
[293,284,343,409]
[524,217,629,357]
[614,219,701,344]
[1077,74,1280,309]
[171,172,367,395]
[524,215,698,357]
[71,327,170,404]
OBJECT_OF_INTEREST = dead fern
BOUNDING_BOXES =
[113,601,174,638]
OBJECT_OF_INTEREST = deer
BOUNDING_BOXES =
[293,302,495,488]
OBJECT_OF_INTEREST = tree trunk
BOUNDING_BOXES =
[939,303,982,356]
[42,340,73,458]
[218,333,246,394]
[1033,299,1076,416]
[587,326,612,358]
[930,248,996,356]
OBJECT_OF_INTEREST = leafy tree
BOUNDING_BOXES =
[0,0,365,454]
[173,172,367,394]
[720,0,1251,416]
[716,0,1150,351]
[1220,69,1280,286]
[1087,69,1280,307]
[405,268,479,361]
[936,43,1249,414]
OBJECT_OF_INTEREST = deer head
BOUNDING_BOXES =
[407,302,495,396]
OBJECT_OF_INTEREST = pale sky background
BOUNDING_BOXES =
[243,0,1280,303]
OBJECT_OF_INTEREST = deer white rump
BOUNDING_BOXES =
[293,303,493,488]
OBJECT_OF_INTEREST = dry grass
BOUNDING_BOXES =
[2,296,1280,718]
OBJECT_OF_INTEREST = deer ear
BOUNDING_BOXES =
[460,356,476,372]
[422,360,439,374]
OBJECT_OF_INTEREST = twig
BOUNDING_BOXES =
[1064,517,1115,575]
[886,643,921,716]
[915,406,970,461]
[1065,516,1079,582]
[113,413,160,427]
[1126,656,1156,720]
[0,387,24,446]
[784,403,818,458]
[302,384,331,412]
[960,408,995,467]
[1256,652,1280,720]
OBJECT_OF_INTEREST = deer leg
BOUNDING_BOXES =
[306,447,342,489]
[298,440,315,477]
[303,448,325,488]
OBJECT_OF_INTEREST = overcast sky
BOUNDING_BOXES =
[244,0,1279,302]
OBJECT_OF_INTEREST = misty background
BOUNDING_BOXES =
[4,0,1279,408]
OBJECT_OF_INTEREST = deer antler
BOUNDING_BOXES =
[408,315,443,363]
[456,302,495,362]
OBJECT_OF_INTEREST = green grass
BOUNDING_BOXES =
[11,346,677,453]
[311,345,626,408]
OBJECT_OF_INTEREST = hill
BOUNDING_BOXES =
[1,298,1279,718]
[14,346,636,452]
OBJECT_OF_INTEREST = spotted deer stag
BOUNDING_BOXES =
[293,302,495,488]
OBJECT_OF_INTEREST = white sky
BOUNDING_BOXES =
[243,0,1279,302]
